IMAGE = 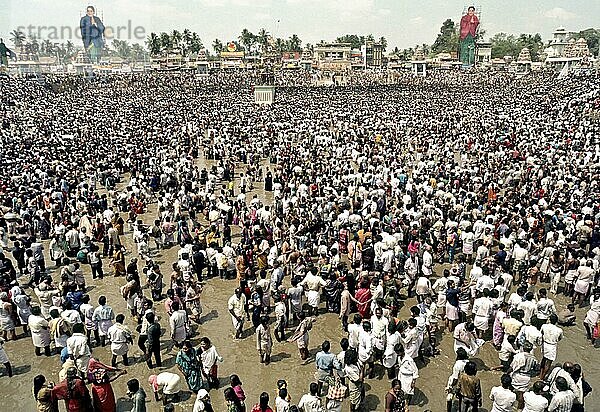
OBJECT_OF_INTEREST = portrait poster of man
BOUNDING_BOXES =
[80,5,105,63]
[0,38,16,68]
[459,6,479,65]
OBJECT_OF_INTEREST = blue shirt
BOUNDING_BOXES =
[315,351,335,372]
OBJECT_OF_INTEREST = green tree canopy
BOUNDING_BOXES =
[432,19,458,54]
[490,33,520,59]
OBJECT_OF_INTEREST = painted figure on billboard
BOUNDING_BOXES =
[80,5,105,63]
[459,6,479,64]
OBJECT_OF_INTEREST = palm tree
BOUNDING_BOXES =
[171,30,182,49]
[182,29,192,56]
[55,43,67,63]
[27,35,40,57]
[288,34,301,52]
[159,32,172,52]
[10,30,26,50]
[275,38,286,52]
[131,43,146,61]
[189,33,203,54]
[65,40,75,56]
[239,28,255,53]
[379,36,387,51]
[146,33,161,55]
[212,39,223,55]
[257,28,269,51]
[40,39,53,55]
[112,39,131,59]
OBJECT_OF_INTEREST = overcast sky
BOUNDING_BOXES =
[1,0,598,49]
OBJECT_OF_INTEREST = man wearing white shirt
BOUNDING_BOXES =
[66,323,91,376]
[540,314,563,379]
[548,377,576,412]
[421,245,433,277]
[297,382,322,412]
[358,322,374,378]
[472,289,493,338]
[536,288,556,323]
[523,381,549,412]
[489,374,517,412]
[347,315,363,350]
[397,346,418,405]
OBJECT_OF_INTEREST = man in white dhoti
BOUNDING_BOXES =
[397,345,418,406]
[383,322,401,379]
[370,307,388,367]
[92,295,114,347]
[300,268,327,316]
[66,323,92,377]
[28,306,51,356]
[508,341,539,409]
[472,289,493,339]
[358,321,374,378]
[169,301,188,349]
[107,313,133,367]
[228,288,246,339]
[539,314,562,379]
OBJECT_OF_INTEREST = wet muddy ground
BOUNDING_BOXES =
[1,157,598,411]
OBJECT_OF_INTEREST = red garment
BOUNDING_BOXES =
[52,378,92,412]
[338,229,349,254]
[92,383,116,412]
[355,288,372,318]
[251,405,274,412]
[459,12,479,39]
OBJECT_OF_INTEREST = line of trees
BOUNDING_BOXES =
[145,29,203,56]
[8,23,600,64]
[334,34,388,51]
[209,28,304,56]
[429,17,600,61]
[9,29,79,62]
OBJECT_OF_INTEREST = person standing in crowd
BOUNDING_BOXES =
[145,312,162,369]
[176,340,204,393]
[384,378,407,412]
[51,366,92,411]
[33,374,58,412]
[93,296,114,347]
[228,288,246,339]
[107,313,133,367]
[256,315,273,365]
[489,374,516,412]
[127,378,147,412]
[457,361,481,412]
[199,337,223,389]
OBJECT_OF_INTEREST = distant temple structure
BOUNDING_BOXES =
[544,27,595,72]
[516,47,532,75]
[411,47,427,76]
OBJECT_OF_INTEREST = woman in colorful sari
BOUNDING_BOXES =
[177,217,191,246]
[199,337,223,389]
[355,278,372,319]
[492,301,508,349]
[176,340,204,393]
[111,245,126,277]
[33,374,59,412]
[92,218,105,243]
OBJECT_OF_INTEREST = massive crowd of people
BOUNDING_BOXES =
[0,67,599,412]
